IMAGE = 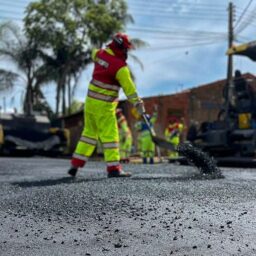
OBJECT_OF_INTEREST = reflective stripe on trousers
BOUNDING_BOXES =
[73,110,120,164]
[87,89,118,102]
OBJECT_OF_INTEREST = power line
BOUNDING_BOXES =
[0,1,238,46]
[0,0,236,12]
[128,2,248,23]
[234,0,254,29]
[128,26,227,36]
[0,1,230,23]
[129,21,228,32]
[128,2,228,12]
[128,2,229,17]
[142,39,226,51]
[238,10,256,23]
[129,8,228,18]
[128,28,227,42]
[0,8,25,15]
[0,15,23,21]
[128,0,227,8]
[234,6,256,34]
[0,1,29,8]
[130,36,226,43]
[235,35,254,43]
[238,6,256,18]
[131,11,227,21]
[0,0,31,3]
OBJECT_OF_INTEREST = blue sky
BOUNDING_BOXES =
[1,0,256,112]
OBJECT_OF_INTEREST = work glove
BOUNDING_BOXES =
[135,100,145,115]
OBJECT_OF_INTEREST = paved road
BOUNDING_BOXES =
[0,157,256,256]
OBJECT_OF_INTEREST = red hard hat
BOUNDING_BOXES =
[169,116,178,123]
[112,33,134,50]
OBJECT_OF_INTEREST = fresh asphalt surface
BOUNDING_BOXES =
[0,157,256,256]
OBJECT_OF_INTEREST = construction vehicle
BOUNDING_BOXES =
[191,41,256,164]
[0,113,69,156]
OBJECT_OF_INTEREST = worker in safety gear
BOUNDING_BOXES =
[165,116,183,161]
[68,33,145,178]
[116,108,133,163]
[135,110,157,164]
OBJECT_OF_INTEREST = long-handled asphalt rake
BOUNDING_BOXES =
[142,113,223,178]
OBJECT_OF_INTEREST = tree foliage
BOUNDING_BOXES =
[24,0,131,115]
[0,69,18,92]
[0,21,54,115]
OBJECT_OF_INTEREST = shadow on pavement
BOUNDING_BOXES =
[131,173,222,182]
[12,173,222,188]
[11,176,106,188]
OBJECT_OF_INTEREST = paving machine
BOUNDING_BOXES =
[0,113,69,156]
[191,41,256,162]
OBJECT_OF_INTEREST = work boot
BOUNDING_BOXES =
[107,170,132,178]
[121,158,130,164]
[68,167,78,177]
[143,157,147,164]
[149,157,154,164]
[125,158,130,164]
[107,164,131,178]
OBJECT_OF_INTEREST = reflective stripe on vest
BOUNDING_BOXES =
[127,92,139,100]
[87,89,118,102]
[91,79,120,92]
[80,136,97,145]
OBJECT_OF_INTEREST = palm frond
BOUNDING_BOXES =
[0,69,19,91]
[124,14,134,24]
[0,21,23,47]
[128,53,144,71]
[131,38,149,49]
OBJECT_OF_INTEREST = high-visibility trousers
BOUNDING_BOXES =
[119,135,132,159]
[140,131,155,158]
[167,136,180,159]
[72,110,120,167]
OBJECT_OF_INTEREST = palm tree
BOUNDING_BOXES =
[23,0,148,116]
[0,21,53,115]
[0,22,19,93]
[36,46,92,116]
[0,70,18,92]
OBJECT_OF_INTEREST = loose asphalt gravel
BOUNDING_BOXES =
[0,157,256,256]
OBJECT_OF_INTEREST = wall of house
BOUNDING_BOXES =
[189,81,224,125]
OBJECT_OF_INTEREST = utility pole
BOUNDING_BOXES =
[227,2,234,85]
[225,2,235,125]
